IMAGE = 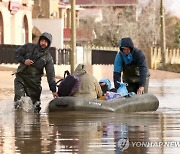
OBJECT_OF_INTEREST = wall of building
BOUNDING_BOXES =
[0,3,11,44]
[49,0,59,18]
[0,0,33,45]
[33,18,64,49]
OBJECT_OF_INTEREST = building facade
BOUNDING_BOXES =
[0,0,80,47]
[32,0,81,48]
[0,0,34,45]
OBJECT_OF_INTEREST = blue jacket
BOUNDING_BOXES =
[113,37,149,89]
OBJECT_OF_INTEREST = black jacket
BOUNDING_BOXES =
[15,32,56,92]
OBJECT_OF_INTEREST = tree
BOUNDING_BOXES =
[165,16,180,48]
[78,0,179,48]
[79,6,138,47]
[174,21,180,48]
[137,0,161,48]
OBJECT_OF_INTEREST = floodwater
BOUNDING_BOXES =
[0,79,180,154]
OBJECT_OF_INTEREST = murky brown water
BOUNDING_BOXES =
[0,79,180,154]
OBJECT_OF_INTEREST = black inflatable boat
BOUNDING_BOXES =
[48,93,159,113]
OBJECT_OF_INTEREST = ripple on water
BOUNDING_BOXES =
[0,79,180,153]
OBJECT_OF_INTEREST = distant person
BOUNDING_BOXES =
[14,32,58,112]
[113,37,150,94]
[72,64,103,99]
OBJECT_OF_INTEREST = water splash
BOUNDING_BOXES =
[15,96,34,112]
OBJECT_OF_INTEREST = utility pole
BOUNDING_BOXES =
[70,0,76,74]
[160,0,166,69]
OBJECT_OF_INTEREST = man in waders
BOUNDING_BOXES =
[14,32,58,112]
[113,37,150,94]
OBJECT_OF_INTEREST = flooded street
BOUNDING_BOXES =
[0,79,180,153]
[149,79,180,112]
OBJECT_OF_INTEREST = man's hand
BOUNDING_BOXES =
[24,59,34,66]
[137,86,144,95]
[52,92,59,98]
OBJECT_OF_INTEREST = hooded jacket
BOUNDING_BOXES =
[72,64,102,99]
[114,37,150,89]
[15,32,56,92]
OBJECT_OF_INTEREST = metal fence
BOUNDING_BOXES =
[0,44,20,64]
[57,48,70,65]
[150,47,180,69]
[0,44,117,65]
[0,44,56,64]
[1,44,179,68]
[92,49,117,65]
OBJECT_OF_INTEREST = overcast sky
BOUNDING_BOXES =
[165,0,180,17]
[139,0,180,17]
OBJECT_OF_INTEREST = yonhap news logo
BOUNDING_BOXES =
[117,139,180,151]
[117,138,130,151]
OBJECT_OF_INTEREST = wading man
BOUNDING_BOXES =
[14,32,58,112]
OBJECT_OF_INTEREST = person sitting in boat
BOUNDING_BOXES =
[99,78,112,95]
[72,64,103,99]
[113,37,150,94]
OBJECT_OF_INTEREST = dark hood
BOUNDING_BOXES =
[38,32,52,48]
[120,37,134,52]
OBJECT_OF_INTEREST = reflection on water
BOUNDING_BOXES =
[149,79,180,112]
[0,79,180,154]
